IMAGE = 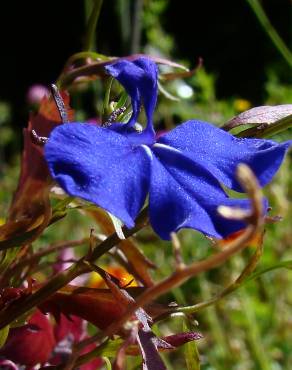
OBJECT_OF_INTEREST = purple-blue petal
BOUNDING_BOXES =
[44,123,151,228]
[149,144,267,240]
[105,58,158,137]
[158,120,292,192]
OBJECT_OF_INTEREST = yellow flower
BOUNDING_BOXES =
[234,98,251,112]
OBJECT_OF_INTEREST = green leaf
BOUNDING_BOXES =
[102,357,112,370]
[0,247,18,273]
[0,325,9,348]
[183,321,200,370]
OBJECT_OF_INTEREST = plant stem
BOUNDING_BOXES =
[176,237,264,314]
[131,0,143,54]
[84,0,104,51]
[0,209,149,330]
[246,0,292,68]
[0,238,89,284]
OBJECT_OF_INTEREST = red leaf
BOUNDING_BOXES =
[54,313,85,343]
[39,285,170,331]
[0,92,73,247]
[0,310,56,367]
[40,285,136,330]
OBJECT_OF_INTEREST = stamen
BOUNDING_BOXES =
[31,129,48,145]
[102,106,126,127]
[50,84,69,123]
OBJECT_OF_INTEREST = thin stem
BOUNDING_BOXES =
[131,0,143,54]
[75,224,260,368]
[73,165,265,367]
[246,0,292,68]
[58,54,188,88]
[84,0,104,51]
[176,236,264,314]
[0,209,149,330]
[0,238,89,284]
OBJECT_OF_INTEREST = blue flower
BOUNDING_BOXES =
[44,58,291,240]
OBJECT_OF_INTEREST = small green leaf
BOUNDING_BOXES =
[0,325,9,348]
[107,212,125,240]
[183,321,200,370]
[102,357,112,370]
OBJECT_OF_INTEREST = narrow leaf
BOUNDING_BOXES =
[223,104,292,130]
[183,321,200,370]
[0,326,9,348]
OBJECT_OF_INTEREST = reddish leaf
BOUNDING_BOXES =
[54,313,85,343]
[223,104,292,130]
[40,284,171,330]
[0,285,32,311]
[0,310,56,367]
[0,92,73,247]
[79,342,104,370]
[40,285,140,330]
[88,209,155,287]
[162,332,203,347]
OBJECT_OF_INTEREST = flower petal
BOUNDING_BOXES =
[158,120,292,192]
[45,123,151,228]
[149,144,266,240]
[105,58,158,137]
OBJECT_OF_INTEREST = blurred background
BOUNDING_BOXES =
[0,1,291,369]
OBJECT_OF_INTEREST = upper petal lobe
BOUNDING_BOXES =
[158,120,292,192]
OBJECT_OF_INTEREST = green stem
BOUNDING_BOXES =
[84,0,104,51]
[130,0,143,54]
[246,0,292,68]
[102,77,114,118]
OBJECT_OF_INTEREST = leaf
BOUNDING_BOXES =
[100,275,168,370]
[0,92,74,248]
[183,321,200,370]
[60,54,189,88]
[108,212,126,240]
[87,208,155,287]
[39,285,169,330]
[137,328,167,370]
[159,58,203,81]
[0,310,56,367]
[0,247,19,273]
[0,325,9,348]
[223,104,292,130]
